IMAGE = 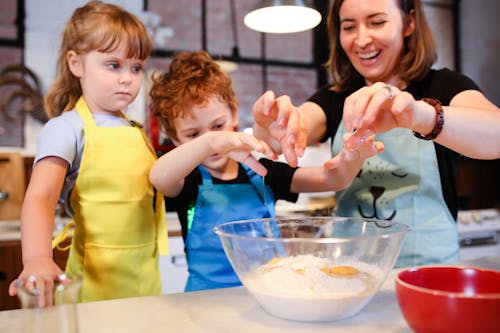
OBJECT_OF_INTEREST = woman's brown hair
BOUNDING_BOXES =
[326,0,437,92]
[44,1,152,118]
[149,51,238,141]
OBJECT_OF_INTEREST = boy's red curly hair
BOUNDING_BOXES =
[149,50,238,141]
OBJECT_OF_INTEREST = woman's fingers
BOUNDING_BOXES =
[344,128,372,151]
[253,90,276,126]
[275,95,294,127]
[276,95,307,166]
[253,92,309,166]
[294,115,308,157]
[343,91,360,132]
[323,134,384,170]
[363,83,394,125]
[344,88,372,132]
[344,82,404,135]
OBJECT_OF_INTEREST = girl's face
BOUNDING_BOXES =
[173,96,238,172]
[68,43,144,115]
[339,0,414,86]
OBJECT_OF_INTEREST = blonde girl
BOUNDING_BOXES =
[9,1,167,303]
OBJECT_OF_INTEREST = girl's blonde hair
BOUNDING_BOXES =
[326,0,437,92]
[149,51,238,141]
[44,1,152,118]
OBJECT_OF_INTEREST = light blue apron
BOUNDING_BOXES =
[184,164,275,292]
[332,122,460,267]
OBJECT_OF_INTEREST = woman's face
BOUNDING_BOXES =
[339,0,413,86]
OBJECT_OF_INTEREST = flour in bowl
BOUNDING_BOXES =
[242,254,383,322]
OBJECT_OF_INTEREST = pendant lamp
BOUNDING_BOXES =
[244,0,322,34]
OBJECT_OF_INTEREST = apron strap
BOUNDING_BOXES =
[198,165,213,185]
[51,219,75,251]
[155,190,169,255]
[121,113,169,256]
[241,164,275,217]
[75,97,97,128]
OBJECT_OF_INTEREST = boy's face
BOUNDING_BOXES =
[173,95,238,170]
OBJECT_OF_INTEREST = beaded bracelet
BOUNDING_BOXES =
[413,98,444,140]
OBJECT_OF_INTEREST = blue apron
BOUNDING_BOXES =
[184,164,275,292]
[332,121,460,267]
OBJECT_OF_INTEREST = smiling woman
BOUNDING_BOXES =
[252,0,500,268]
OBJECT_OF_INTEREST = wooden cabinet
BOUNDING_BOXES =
[0,152,25,220]
[0,239,70,311]
[0,240,22,310]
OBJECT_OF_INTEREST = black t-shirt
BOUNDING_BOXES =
[308,68,480,220]
[165,158,299,240]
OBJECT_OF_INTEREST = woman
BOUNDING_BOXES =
[253,0,500,267]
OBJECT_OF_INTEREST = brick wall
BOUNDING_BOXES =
[146,0,317,130]
[0,0,22,69]
[2,0,495,153]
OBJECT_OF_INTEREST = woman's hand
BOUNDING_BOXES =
[252,91,308,167]
[343,82,423,150]
[324,132,384,170]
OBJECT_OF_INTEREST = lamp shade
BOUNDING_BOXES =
[244,0,322,34]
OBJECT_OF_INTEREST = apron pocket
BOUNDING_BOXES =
[81,241,161,302]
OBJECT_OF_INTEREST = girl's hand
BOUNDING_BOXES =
[252,91,307,167]
[343,82,420,150]
[324,132,384,170]
[8,257,63,307]
[207,131,278,176]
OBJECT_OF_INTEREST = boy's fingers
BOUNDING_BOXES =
[242,156,268,176]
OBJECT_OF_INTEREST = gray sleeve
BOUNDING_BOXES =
[33,112,84,217]
[34,113,83,169]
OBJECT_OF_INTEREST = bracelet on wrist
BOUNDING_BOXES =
[413,98,444,140]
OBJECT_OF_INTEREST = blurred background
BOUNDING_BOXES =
[1,0,497,209]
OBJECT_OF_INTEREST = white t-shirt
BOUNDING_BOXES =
[35,110,131,216]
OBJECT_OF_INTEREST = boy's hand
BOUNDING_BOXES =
[207,131,278,176]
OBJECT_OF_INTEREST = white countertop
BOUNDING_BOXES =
[2,257,498,333]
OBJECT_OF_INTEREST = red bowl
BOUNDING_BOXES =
[395,266,500,333]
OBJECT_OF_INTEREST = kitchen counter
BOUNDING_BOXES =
[1,256,498,333]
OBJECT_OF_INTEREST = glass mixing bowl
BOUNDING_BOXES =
[214,216,409,322]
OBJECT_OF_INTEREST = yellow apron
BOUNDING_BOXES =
[57,97,167,302]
